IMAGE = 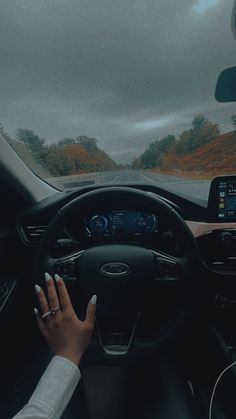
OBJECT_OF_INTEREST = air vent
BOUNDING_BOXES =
[21,224,48,245]
[197,229,236,273]
[208,258,236,273]
[19,220,79,254]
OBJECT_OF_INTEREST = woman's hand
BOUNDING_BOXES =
[34,273,96,366]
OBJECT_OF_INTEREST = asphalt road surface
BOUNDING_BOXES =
[47,170,211,201]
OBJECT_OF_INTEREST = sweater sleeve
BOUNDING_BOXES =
[12,356,81,419]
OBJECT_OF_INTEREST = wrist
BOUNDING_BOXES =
[55,352,82,366]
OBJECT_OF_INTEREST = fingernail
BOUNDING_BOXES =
[34,307,39,315]
[45,272,51,282]
[90,294,97,305]
[54,274,60,282]
[35,284,41,293]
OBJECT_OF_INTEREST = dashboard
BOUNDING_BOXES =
[17,176,236,248]
[7,175,236,351]
[7,176,236,346]
[16,176,236,252]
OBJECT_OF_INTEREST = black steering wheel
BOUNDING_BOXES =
[35,187,203,361]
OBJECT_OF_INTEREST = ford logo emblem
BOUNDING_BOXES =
[100,262,130,276]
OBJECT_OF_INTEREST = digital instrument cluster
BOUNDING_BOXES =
[85,210,158,237]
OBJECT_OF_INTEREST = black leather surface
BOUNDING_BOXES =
[0,350,204,419]
[80,355,201,419]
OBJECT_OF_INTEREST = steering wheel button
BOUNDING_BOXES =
[157,259,179,278]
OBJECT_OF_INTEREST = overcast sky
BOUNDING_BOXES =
[0,0,236,163]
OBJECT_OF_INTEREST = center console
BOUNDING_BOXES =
[199,176,236,347]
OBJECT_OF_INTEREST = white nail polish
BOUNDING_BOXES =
[45,272,51,282]
[54,274,60,282]
[35,284,41,293]
[90,294,97,305]
[34,307,39,314]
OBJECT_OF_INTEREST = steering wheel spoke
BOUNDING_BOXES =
[96,312,141,356]
[45,250,84,282]
[152,250,183,282]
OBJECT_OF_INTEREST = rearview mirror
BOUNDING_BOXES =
[215,66,236,102]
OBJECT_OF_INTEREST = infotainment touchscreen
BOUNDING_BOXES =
[217,181,236,219]
[208,176,236,221]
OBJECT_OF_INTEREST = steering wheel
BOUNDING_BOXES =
[35,187,203,361]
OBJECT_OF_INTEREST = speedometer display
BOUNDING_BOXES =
[88,215,108,233]
[86,210,158,235]
[134,213,157,232]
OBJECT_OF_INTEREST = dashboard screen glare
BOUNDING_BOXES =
[86,211,158,235]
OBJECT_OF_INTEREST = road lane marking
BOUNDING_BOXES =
[138,172,157,184]
[139,172,210,186]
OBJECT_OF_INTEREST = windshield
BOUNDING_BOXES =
[1,0,236,200]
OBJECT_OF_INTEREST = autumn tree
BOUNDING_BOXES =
[191,114,220,148]
[174,114,220,154]
[76,135,98,152]
[173,130,193,154]
[44,145,75,176]
[4,127,117,177]
[63,143,93,172]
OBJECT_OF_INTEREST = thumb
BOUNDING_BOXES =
[85,294,97,329]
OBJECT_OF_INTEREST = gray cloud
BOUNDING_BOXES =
[0,0,236,163]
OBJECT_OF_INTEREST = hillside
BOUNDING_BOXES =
[160,130,236,177]
[132,115,222,174]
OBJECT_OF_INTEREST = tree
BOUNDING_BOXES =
[63,143,92,172]
[44,139,117,176]
[132,157,142,169]
[58,138,76,146]
[139,143,159,168]
[192,114,208,132]
[132,134,176,169]
[132,114,220,170]
[157,134,176,154]
[0,123,12,142]
[76,135,98,153]
[0,123,5,136]
[10,128,117,177]
[191,114,220,149]
[44,145,75,176]
[174,130,194,154]
[16,128,46,159]
[174,114,220,154]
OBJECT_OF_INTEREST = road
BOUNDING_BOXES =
[47,170,211,201]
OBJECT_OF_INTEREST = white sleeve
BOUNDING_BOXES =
[12,356,81,419]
